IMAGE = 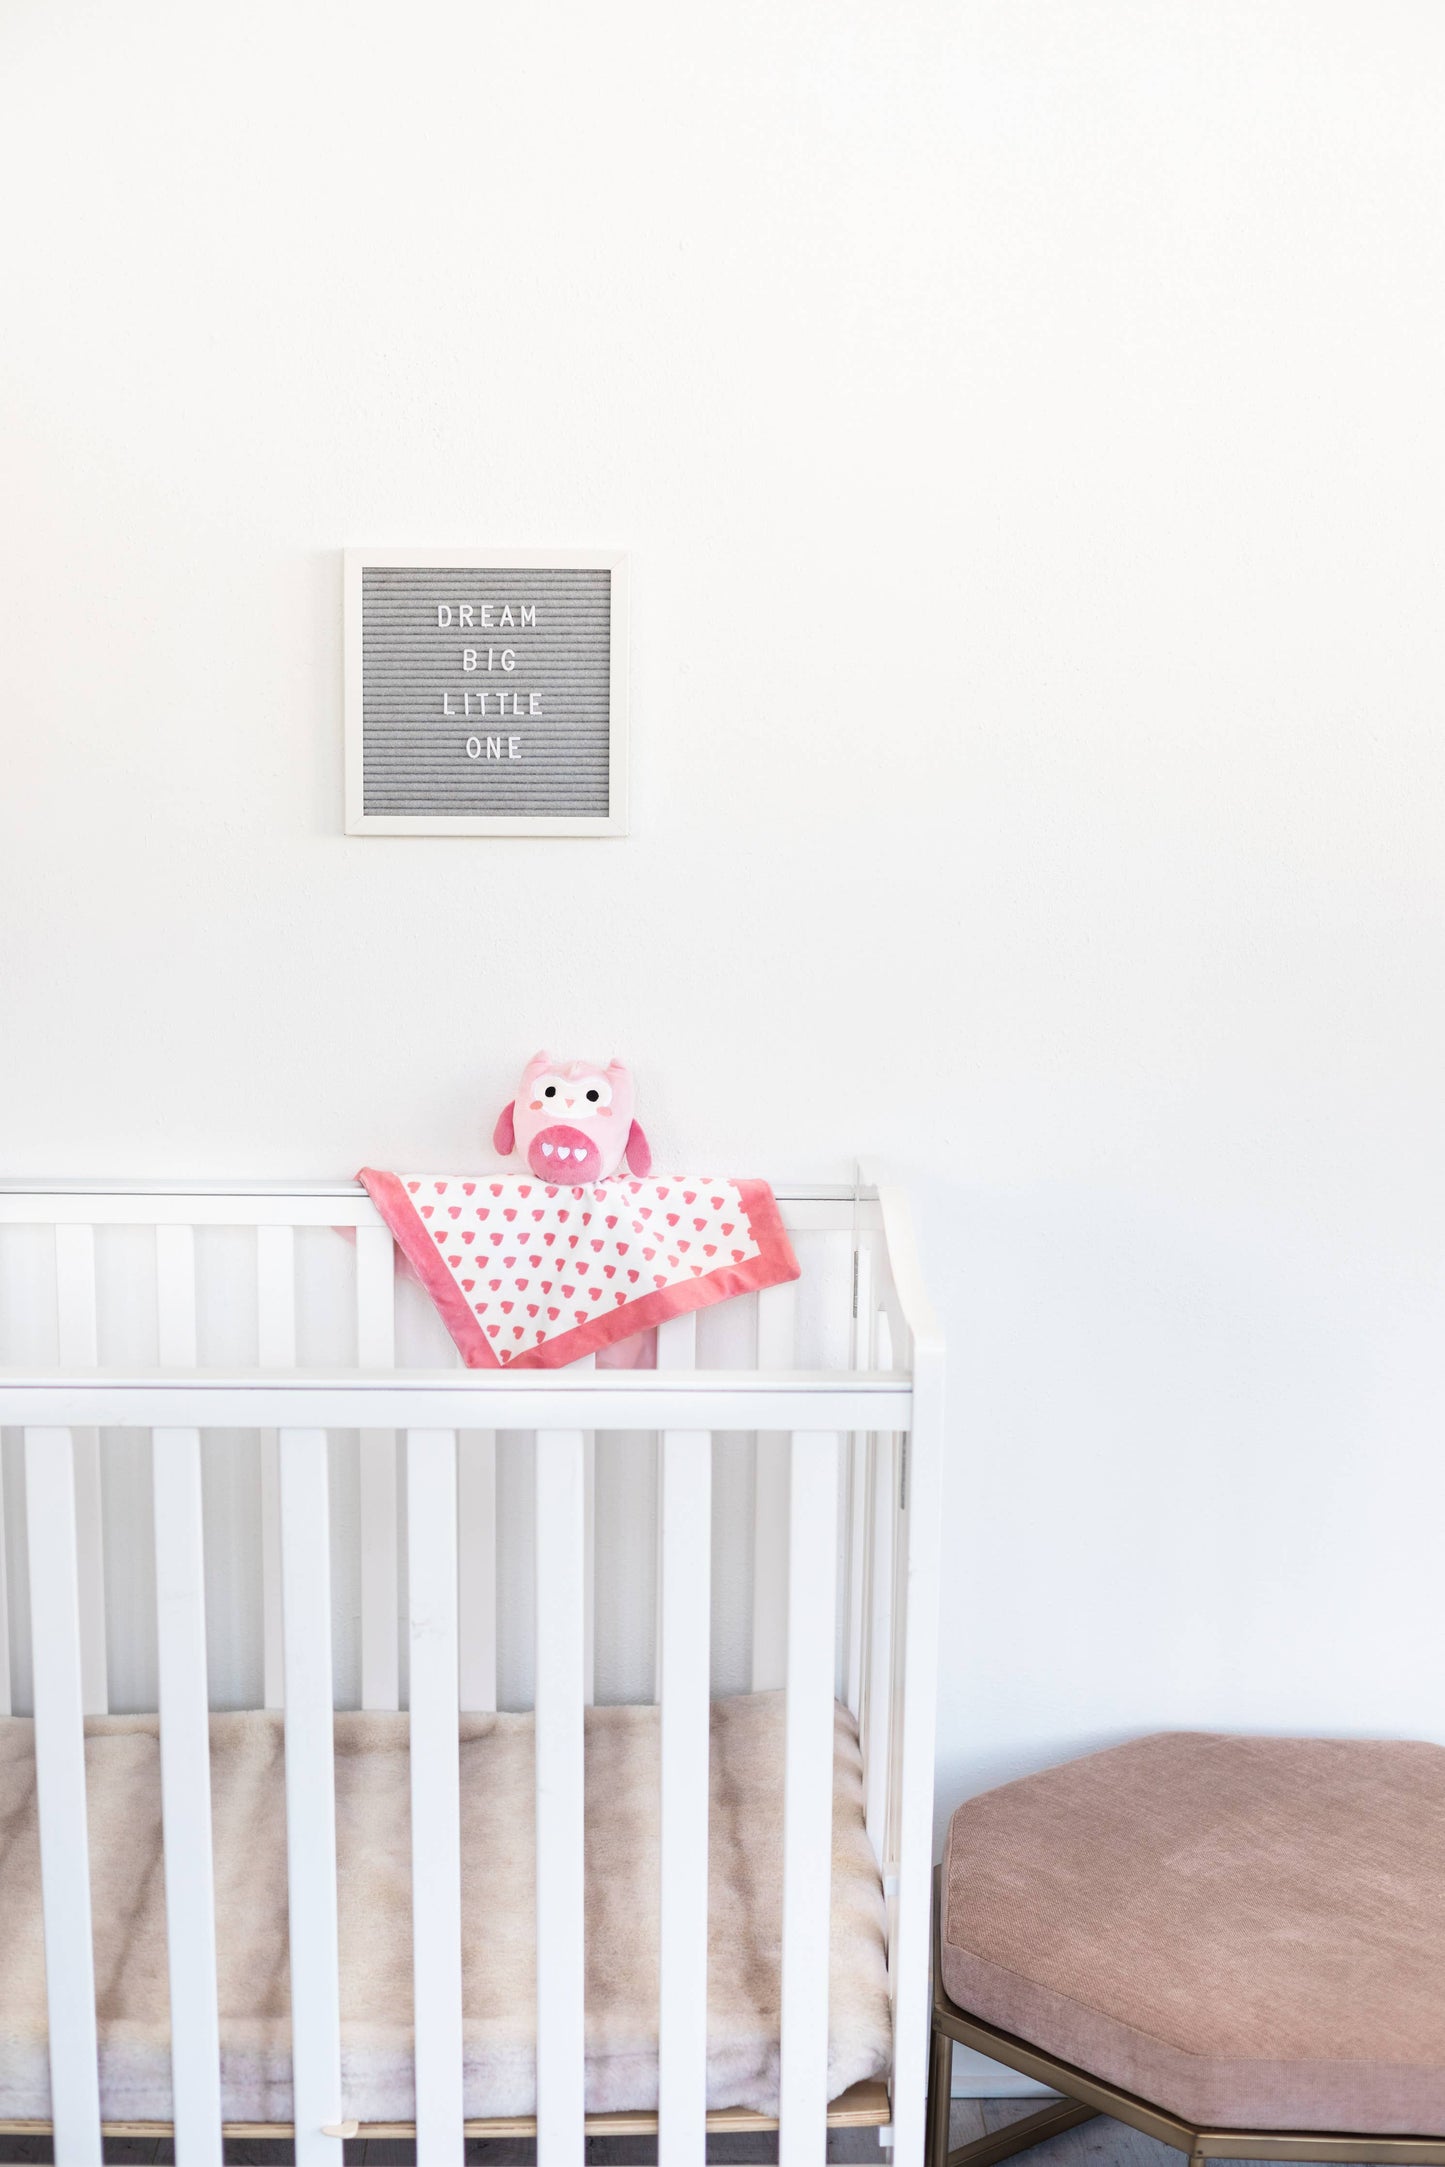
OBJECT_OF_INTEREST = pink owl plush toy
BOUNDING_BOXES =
[492,1052,652,1184]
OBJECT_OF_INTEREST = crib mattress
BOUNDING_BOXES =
[0,1689,890,2128]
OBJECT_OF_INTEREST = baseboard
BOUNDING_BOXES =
[950,2044,1053,2099]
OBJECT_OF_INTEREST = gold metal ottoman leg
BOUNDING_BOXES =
[927,2023,954,2167]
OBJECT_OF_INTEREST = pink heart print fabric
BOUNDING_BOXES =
[357,1170,800,1370]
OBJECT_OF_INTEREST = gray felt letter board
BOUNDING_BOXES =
[344,551,628,835]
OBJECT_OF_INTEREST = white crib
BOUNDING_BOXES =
[0,1178,943,2167]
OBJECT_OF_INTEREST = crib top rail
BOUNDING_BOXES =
[0,1367,913,1431]
[0,1180,874,1232]
[0,1175,939,1377]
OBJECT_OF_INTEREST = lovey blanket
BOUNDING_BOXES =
[358,1171,800,1369]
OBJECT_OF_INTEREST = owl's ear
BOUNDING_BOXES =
[492,1101,517,1156]
[624,1120,652,1177]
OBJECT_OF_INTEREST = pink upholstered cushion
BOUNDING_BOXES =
[941,1732,1445,2136]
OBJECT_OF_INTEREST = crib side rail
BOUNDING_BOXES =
[0,1175,890,1709]
[9,1405,915,2167]
[0,1180,941,2167]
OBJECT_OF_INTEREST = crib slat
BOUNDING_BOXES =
[153,1424,223,2165]
[458,1430,498,1712]
[257,1226,296,1712]
[657,1315,697,1365]
[155,1224,198,1366]
[584,1435,596,1707]
[751,1281,796,1692]
[278,1427,344,2166]
[257,1224,298,1363]
[874,1287,901,1853]
[656,1420,711,2167]
[54,1224,107,1716]
[844,1244,874,1719]
[54,1224,98,1365]
[864,1432,896,1862]
[534,1427,587,2165]
[24,1425,103,2163]
[778,1431,840,2167]
[0,1456,11,1717]
[571,1352,597,1707]
[356,1225,399,1711]
[654,1312,696,1703]
[259,1437,283,1709]
[407,1428,465,2160]
[359,1430,399,1709]
[844,1431,870,1718]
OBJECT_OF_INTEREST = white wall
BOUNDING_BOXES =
[4,0,1445,1909]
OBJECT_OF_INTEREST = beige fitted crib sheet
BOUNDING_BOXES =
[0,1689,891,2127]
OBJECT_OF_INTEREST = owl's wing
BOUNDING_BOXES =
[492,1101,517,1156]
[624,1119,652,1177]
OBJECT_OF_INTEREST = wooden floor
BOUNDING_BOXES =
[0,2101,1385,2164]
[936,2098,1383,2167]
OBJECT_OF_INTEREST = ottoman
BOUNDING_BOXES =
[929,1732,1445,2166]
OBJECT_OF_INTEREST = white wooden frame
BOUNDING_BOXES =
[343,548,629,837]
[0,1180,943,2167]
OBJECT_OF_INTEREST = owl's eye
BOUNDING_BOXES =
[531,1074,573,1112]
[577,1075,613,1109]
[586,1088,599,1103]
